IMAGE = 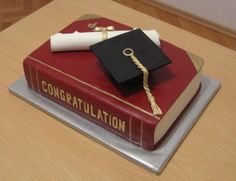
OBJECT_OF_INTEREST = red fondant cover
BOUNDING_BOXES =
[23,17,198,150]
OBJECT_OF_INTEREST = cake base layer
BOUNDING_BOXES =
[8,75,220,174]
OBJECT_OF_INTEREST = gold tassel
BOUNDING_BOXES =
[123,48,162,116]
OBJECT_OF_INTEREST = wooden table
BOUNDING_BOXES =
[0,0,235,180]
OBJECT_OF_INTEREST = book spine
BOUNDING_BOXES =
[23,57,156,150]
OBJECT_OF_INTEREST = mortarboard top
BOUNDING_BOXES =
[90,29,171,84]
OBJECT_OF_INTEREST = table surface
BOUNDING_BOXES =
[0,0,235,180]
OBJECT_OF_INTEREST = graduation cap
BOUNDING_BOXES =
[90,29,171,116]
[90,29,171,84]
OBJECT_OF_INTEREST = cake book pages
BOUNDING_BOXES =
[23,16,204,150]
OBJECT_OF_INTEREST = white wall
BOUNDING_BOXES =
[155,0,236,32]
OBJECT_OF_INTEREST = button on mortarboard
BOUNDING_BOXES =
[90,29,171,84]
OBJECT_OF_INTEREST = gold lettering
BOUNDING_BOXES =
[40,81,126,133]
[108,114,112,126]
[41,80,47,92]
[48,83,53,95]
[77,98,82,110]
[97,109,103,121]
[72,96,78,108]
[53,86,59,99]
[60,89,65,102]
[112,116,118,129]
[90,105,96,118]
[103,111,108,123]
[119,119,125,133]
[84,102,90,114]
[66,93,72,105]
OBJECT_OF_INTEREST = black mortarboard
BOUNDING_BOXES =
[90,29,171,84]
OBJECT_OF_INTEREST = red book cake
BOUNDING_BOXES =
[23,15,204,150]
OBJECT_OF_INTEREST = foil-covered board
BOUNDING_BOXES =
[8,76,220,174]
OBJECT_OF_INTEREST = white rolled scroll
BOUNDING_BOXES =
[50,30,160,52]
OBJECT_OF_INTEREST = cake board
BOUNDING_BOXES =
[8,75,220,174]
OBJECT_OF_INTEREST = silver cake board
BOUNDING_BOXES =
[8,75,220,174]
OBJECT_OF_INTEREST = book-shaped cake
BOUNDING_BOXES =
[23,16,204,150]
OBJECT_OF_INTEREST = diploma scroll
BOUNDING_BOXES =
[50,30,160,52]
